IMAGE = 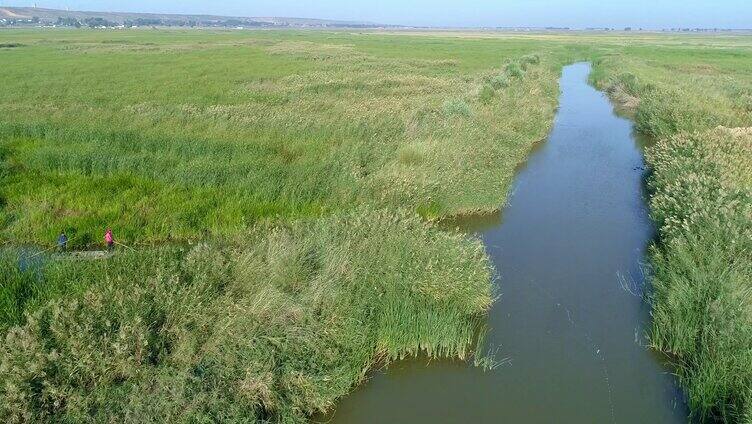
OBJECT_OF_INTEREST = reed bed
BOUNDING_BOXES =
[0,210,492,422]
[0,30,562,422]
[0,31,560,246]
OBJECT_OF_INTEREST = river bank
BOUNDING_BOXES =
[325,63,687,423]
[593,51,752,422]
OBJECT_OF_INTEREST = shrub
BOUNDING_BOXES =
[506,63,525,79]
[520,54,540,70]
[478,84,495,104]
[442,99,472,117]
[521,54,540,65]
[490,74,509,89]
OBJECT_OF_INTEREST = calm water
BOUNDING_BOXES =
[322,63,687,423]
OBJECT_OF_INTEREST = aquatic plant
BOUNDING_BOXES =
[0,210,492,422]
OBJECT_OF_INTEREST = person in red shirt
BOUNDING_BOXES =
[104,228,114,251]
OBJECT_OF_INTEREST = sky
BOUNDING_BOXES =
[4,0,751,29]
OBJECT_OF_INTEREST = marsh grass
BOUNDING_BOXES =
[647,128,752,422]
[0,29,561,422]
[0,31,560,246]
[0,210,492,422]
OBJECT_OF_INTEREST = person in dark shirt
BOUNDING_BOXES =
[57,231,68,252]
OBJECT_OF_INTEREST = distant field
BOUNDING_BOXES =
[0,6,375,28]
[0,29,750,422]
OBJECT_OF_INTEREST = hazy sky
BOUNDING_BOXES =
[5,1,751,28]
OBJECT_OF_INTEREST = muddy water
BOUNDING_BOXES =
[324,63,687,423]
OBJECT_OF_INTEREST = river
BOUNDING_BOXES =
[323,62,687,423]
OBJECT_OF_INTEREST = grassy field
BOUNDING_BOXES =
[0,29,565,245]
[0,29,568,422]
[0,29,750,422]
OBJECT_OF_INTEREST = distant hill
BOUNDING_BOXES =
[0,6,394,28]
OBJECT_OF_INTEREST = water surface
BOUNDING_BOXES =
[325,63,686,423]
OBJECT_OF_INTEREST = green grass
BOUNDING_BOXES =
[0,29,567,422]
[0,210,491,422]
[646,129,751,423]
[0,30,564,246]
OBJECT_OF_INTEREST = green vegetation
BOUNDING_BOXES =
[0,29,563,421]
[0,30,561,245]
[593,46,752,422]
[1,28,750,422]
[648,128,751,422]
[0,211,491,422]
